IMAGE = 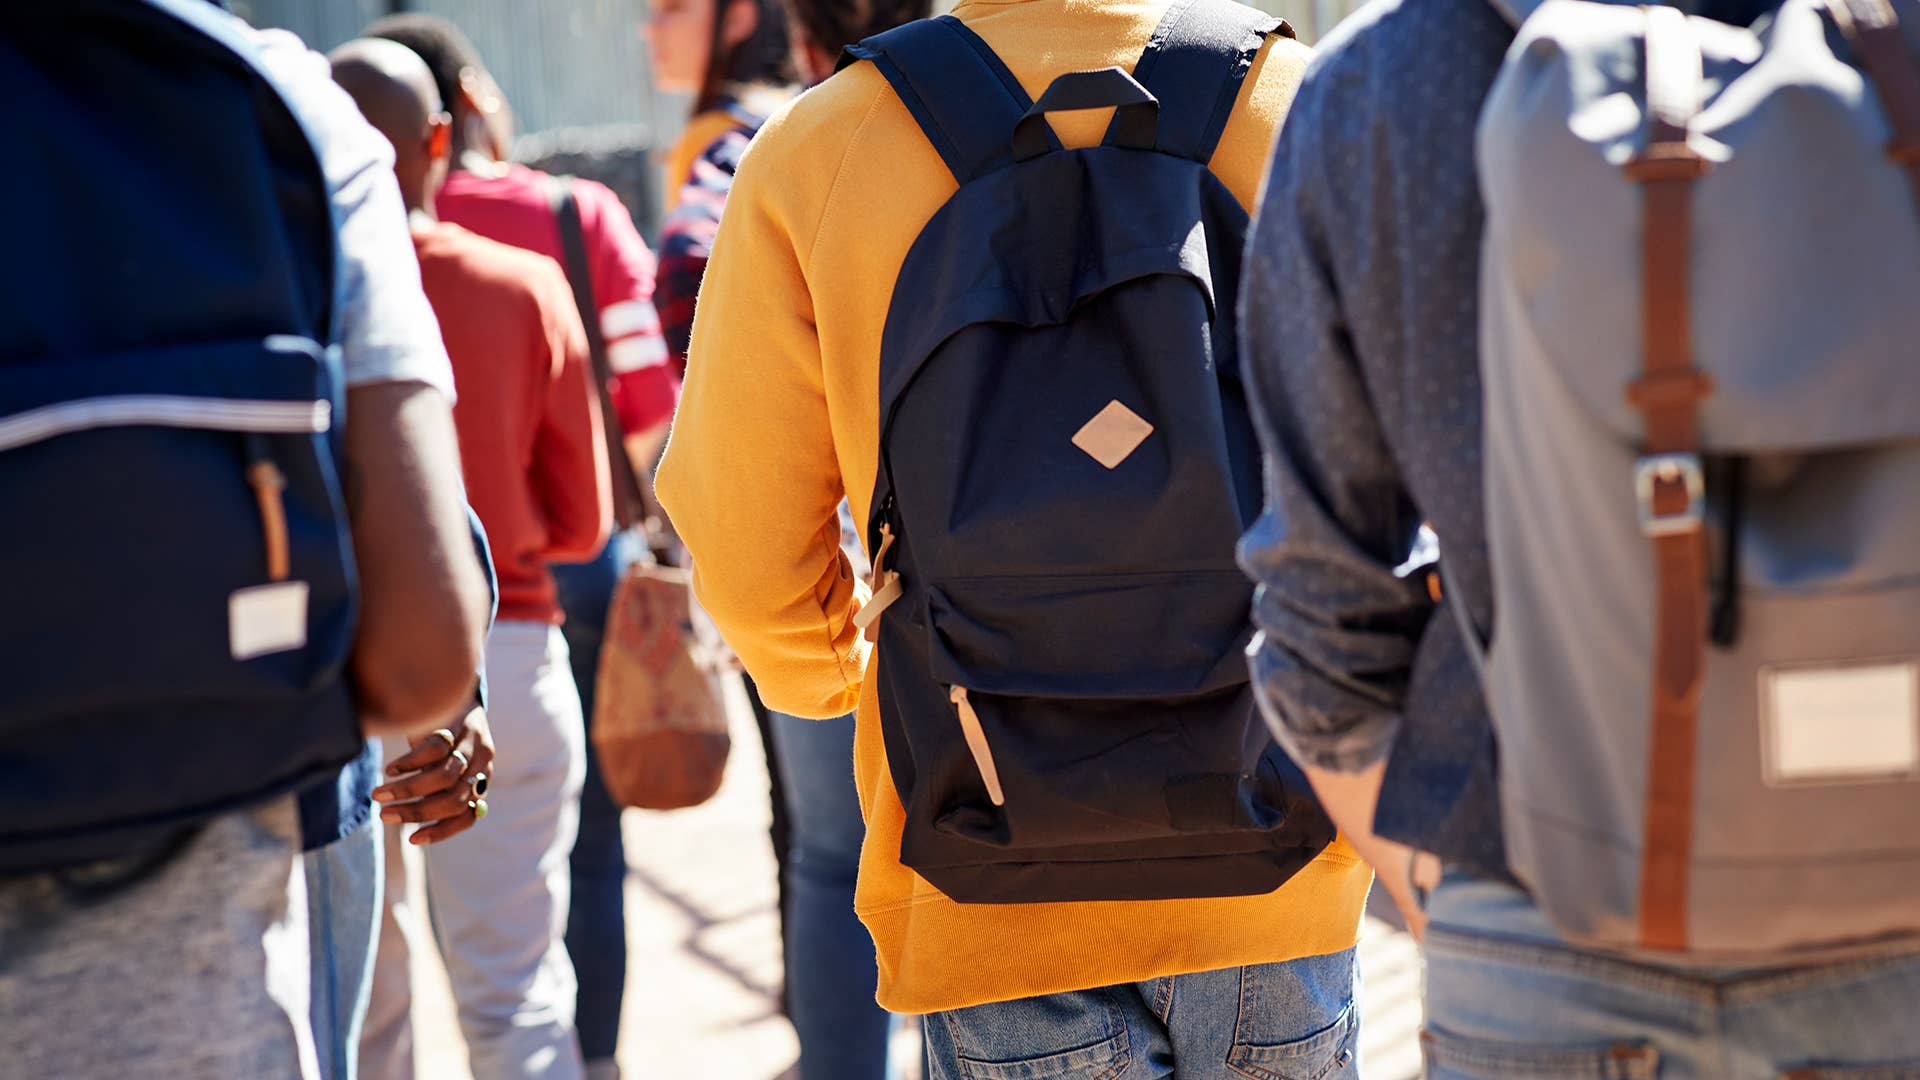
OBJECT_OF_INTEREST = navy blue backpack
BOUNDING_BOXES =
[841,0,1335,903]
[0,1,364,872]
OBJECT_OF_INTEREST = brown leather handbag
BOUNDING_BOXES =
[549,177,731,810]
[591,561,733,810]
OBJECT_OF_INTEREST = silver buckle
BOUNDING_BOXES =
[1635,453,1705,537]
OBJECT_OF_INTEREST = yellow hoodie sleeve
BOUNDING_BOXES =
[654,115,870,721]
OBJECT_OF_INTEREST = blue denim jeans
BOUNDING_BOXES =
[553,532,643,1069]
[304,810,383,1080]
[1423,871,1920,1079]
[768,711,894,1080]
[921,949,1358,1080]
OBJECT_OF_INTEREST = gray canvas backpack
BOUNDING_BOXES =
[1473,0,1920,957]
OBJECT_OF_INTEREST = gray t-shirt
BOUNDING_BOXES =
[246,18,457,398]
[189,1,468,850]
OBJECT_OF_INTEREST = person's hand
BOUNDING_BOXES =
[374,704,495,845]
[1398,848,1444,943]
[1341,826,1436,941]
[1303,758,1439,942]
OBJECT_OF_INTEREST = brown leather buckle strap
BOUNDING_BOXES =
[1627,3,1713,953]
[1829,0,1920,215]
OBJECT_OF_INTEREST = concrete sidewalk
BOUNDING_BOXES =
[407,684,1423,1079]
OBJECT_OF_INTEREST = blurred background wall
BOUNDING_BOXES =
[234,0,1368,236]
[235,0,675,137]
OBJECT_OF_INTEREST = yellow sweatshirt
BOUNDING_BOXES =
[655,0,1371,1014]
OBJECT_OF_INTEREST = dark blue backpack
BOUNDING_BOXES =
[841,0,1335,904]
[0,1,364,872]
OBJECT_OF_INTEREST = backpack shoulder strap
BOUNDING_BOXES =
[1115,0,1294,163]
[838,15,1040,183]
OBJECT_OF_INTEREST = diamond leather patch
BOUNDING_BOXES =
[1072,400,1154,469]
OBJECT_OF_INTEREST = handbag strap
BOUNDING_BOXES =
[546,174,649,532]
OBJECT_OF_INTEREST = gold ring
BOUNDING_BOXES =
[470,798,489,821]
[430,728,457,751]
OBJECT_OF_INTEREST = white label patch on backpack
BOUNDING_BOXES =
[230,581,310,661]
[1073,400,1153,469]
[1761,660,1920,786]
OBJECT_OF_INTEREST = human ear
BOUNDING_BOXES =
[721,0,760,51]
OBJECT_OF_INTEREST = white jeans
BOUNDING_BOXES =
[366,621,588,1080]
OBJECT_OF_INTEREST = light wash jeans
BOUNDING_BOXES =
[921,949,1358,1080]
[305,810,383,1080]
[1423,870,1920,1078]
[768,711,896,1080]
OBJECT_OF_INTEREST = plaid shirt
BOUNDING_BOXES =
[657,109,759,377]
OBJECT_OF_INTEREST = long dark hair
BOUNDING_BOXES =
[784,0,933,59]
[694,0,796,115]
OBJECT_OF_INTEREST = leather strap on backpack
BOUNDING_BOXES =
[547,174,651,533]
[1829,0,1920,212]
[1622,4,1713,953]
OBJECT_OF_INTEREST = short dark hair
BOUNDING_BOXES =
[361,14,487,121]
[783,0,932,58]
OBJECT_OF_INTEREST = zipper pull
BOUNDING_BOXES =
[244,434,290,582]
[949,686,1005,807]
[868,520,897,588]
[853,521,902,643]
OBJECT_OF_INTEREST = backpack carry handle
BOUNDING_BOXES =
[1013,68,1158,160]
